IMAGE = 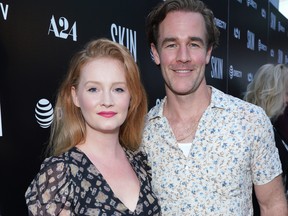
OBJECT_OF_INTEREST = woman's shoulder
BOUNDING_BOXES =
[42,147,85,167]
[27,147,86,191]
[35,147,88,182]
[25,148,86,200]
[25,147,86,215]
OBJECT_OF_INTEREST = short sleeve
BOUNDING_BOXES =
[251,109,283,185]
[25,157,75,216]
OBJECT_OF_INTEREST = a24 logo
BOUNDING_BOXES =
[48,15,77,41]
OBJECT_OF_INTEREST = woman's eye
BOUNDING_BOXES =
[115,88,124,93]
[88,87,97,92]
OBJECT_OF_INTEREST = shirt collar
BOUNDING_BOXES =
[147,86,227,121]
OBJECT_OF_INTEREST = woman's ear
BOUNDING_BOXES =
[71,86,80,107]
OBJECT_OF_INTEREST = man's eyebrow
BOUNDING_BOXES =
[161,36,205,46]
[161,37,177,46]
[189,36,205,45]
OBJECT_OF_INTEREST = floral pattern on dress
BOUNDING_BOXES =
[25,147,161,216]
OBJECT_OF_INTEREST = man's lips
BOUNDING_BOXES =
[174,69,191,73]
[97,111,117,118]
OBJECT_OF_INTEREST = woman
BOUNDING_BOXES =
[244,63,288,214]
[25,38,161,215]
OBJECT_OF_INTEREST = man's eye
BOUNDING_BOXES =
[166,43,177,48]
[190,43,200,48]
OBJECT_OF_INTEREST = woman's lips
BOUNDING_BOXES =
[97,111,116,118]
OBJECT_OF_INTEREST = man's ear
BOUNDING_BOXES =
[205,45,213,65]
[151,43,160,65]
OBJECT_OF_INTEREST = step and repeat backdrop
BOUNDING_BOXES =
[0,0,287,215]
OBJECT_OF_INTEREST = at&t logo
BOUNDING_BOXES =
[214,18,227,30]
[261,8,267,19]
[35,99,54,128]
[246,0,257,9]
[229,65,243,79]
[247,72,253,82]
[258,39,267,52]
[234,27,241,39]
[48,15,77,41]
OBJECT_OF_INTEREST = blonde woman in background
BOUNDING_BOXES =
[244,64,288,122]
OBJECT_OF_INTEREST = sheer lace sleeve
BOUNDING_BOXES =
[25,157,75,216]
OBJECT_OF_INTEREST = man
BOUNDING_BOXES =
[141,0,288,215]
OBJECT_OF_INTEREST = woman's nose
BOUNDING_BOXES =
[101,91,114,107]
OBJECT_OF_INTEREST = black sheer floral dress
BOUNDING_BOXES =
[25,147,161,215]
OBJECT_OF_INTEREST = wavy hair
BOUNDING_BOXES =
[145,0,220,50]
[47,38,148,156]
[243,64,288,122]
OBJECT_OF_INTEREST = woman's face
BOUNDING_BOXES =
[71,57,131,135]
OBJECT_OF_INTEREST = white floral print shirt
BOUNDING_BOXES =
[141,87,282,216]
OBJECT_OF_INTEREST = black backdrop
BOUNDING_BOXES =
[0,1,287,215]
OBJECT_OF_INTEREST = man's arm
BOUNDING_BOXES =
[254,175,288,216]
